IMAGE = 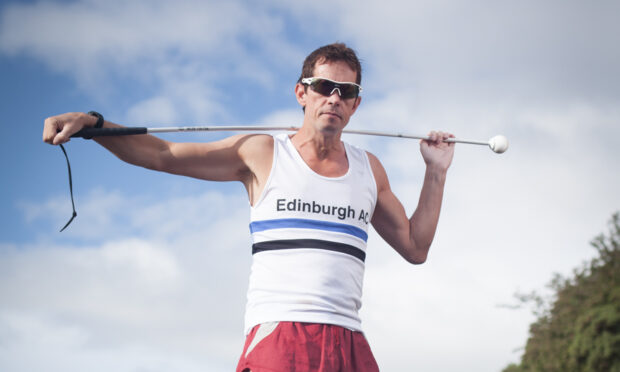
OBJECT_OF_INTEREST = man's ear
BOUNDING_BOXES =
[295,83,307,107]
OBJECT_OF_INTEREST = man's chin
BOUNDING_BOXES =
[317,120,346,135]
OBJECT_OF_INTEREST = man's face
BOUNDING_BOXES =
[295,61,361,134]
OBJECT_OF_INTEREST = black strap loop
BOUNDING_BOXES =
[59,144,77,231]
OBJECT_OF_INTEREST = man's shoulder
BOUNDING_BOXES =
[363,150,389,188]
[236,133,274,158]
[363,149,380,164]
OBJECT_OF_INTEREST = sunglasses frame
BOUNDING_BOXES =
[300,77,363,99]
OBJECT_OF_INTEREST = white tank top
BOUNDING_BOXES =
[245,133,378,334]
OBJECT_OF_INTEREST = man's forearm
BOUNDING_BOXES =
[408,165,448,261]
[94,121,169,171]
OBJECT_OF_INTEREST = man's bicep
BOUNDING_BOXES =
[368,152,411,250]
[163,134,267,182]
[372,188,409,241]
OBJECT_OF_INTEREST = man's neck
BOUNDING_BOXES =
[293,126,342,158]
[290,123,349,177]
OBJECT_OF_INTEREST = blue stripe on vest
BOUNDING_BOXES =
[249,218,368,242]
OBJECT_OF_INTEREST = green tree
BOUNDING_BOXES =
[504,213,620,372]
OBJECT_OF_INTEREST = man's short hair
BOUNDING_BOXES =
[299,43,362,85]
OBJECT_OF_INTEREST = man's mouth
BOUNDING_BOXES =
[321,111,342,119]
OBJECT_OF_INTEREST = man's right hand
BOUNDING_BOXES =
[43,112,98,145]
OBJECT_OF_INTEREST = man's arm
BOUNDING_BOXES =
[43,112,273,200]
[369,131,455,264]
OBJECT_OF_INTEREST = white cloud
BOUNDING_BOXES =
[0,0,276,72]
[0,0,304,123]
[2,188,252,371]
[258,108,304,126]
[0,310,228,372]
[334,0,620,102]
[362,256,536,370]
[126,96,179,125]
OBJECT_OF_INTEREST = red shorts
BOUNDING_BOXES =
[236,322,380,372]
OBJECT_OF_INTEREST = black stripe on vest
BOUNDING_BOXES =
[252,239,366,262]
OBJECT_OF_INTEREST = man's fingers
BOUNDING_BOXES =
[52,126,71,145]
[421,131,455,148]
[43,112,89,145]
[42,117,61,144]
[44,118,71,145]
[424,131,448,144]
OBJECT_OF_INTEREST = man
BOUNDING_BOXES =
[43,43,454,371]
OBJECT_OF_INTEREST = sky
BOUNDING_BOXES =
[1,0,619,371]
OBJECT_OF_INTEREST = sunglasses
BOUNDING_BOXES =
[301,77,362,99]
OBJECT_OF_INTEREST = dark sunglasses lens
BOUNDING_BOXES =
[311,79,359,99]
[311,79,336,96]
[338,85,359,99]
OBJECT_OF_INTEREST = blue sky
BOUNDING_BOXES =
[1,1,620,371]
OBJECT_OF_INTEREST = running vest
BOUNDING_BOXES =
[245,133,378,334]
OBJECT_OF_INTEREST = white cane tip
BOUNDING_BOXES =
[489,135,509,154]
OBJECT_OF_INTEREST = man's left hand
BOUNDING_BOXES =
[420,131,455,171]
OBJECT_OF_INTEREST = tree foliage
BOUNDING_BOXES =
[504,213,620,372]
